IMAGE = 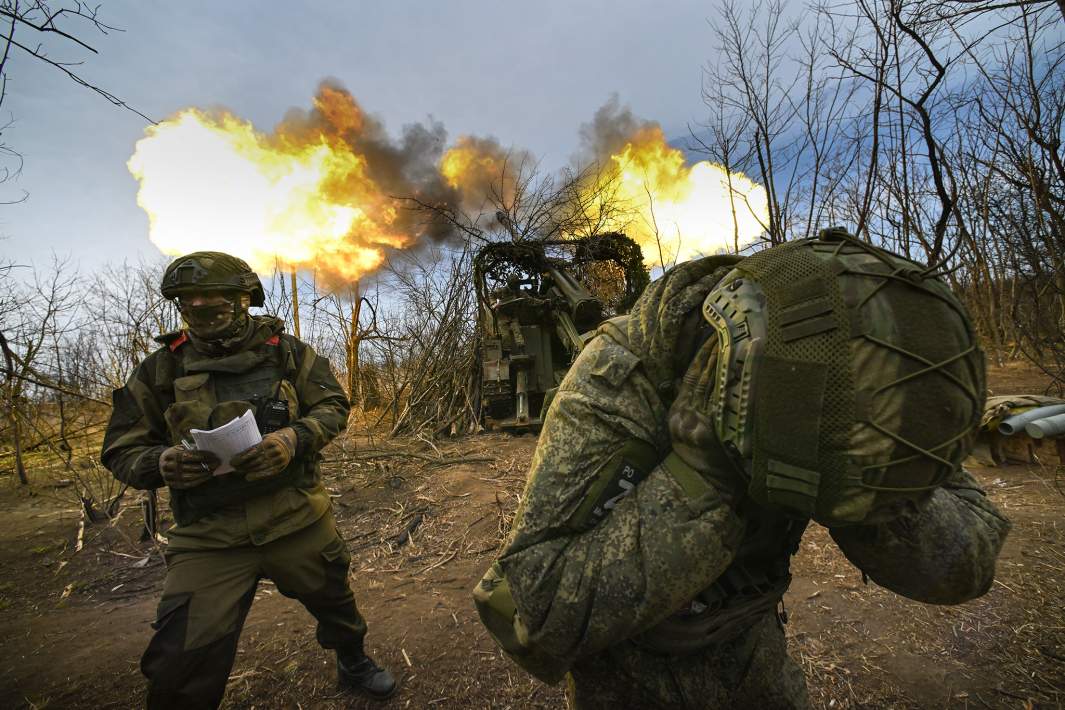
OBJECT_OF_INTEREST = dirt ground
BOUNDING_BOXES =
[1,362,1063,709]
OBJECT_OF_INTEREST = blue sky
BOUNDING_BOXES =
[1,1,729,271]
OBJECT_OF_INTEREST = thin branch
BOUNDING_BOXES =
[7,35,155,123]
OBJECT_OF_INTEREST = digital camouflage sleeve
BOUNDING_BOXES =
[482,251,1010,690]
[830,467,1011,604]
[101,333,350,489]
[495,331,745,668]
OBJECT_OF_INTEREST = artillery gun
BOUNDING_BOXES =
[473,233,647,432]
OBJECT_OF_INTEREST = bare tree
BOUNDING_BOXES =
[381,244,478,437]
[0,257,80,483]
[0,1,152,121]
[88,261,179,389]
[0,2,153,205]
[696,0,1063,388]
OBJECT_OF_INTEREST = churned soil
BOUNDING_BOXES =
[0,362,1062,709]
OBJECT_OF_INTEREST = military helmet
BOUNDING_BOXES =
[703,228,985,526]
[160,251,265,307]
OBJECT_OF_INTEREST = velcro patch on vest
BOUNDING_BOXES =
[777,276,828,306]
[755,357,826,468]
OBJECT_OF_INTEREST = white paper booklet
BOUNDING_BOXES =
[189,410,262,475]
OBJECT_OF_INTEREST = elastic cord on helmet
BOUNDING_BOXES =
[829,235,983,493]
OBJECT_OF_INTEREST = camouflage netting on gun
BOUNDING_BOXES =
[473,233,649,318]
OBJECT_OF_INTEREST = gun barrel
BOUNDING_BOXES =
[546,268,602,330]
[554,310,585,355]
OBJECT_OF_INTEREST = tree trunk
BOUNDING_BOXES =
[290,271,301,339]
[8,406,27,485]
[0,331,27,484]
[346,282,362,406]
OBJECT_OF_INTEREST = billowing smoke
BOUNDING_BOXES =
[130,84,769,284]
[129,81,473,285]
[440,135,536,218]
[572,95,771,265]
[275,81,461,243]
[577,94,661,162]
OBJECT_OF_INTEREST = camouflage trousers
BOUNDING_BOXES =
[141,511,367,710]
[566,613,809,710]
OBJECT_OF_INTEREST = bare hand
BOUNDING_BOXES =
[231,427,297,481]
[159,446,221,489]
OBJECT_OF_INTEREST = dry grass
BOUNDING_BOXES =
[787,462,1065,709]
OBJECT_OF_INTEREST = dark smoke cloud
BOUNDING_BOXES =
[278,79,461,244]
[577,94,660,162]
[444,134,537,216]
[269,84,663,257]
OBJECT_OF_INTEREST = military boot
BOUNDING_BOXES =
[337,648,397,700]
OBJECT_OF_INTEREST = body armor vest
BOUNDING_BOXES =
[161,334,314,525]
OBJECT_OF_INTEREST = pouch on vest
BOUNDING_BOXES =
[258,398,290,433]
[164,373,213,443]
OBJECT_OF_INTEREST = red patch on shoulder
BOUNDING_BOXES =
[168,332,189,352]
[265,335,280,346]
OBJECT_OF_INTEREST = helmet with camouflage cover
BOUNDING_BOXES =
[160,251,265,307]
[702,228,985,526]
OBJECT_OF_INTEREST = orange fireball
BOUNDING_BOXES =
[128,91,413,283]
[439,123,769,266]
[594,126,768,265]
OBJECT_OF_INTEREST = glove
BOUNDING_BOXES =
[231,427,298,481]
[159,446,221,489]
[666,336,743,504]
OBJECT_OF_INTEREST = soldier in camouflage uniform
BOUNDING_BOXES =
[102,252,396,709]
[474,231,1011,709]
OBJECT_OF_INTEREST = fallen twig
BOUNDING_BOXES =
[74,508,85,553]
[417,548,459,575]
[393,513,424,547]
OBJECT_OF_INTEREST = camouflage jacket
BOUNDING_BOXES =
[482,326,1011,682]
[101,316,350,531]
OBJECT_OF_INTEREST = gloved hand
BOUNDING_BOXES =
[231,427,298,481]
[667,336,743,504]
[159,446,221,489]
